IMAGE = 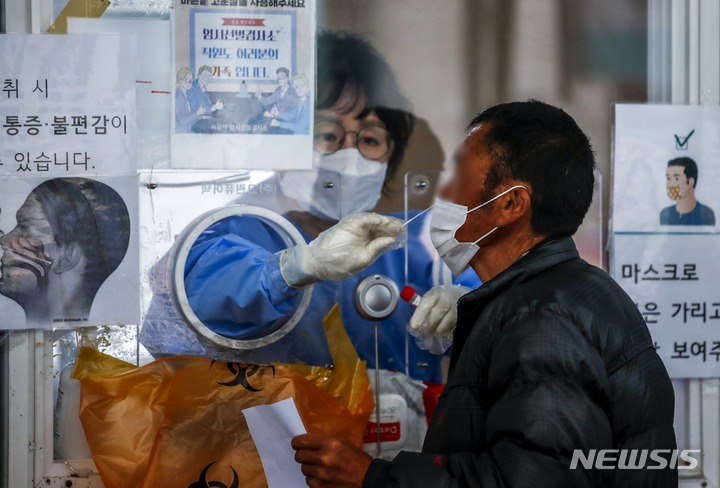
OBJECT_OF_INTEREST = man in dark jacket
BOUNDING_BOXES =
[291,100,677,488]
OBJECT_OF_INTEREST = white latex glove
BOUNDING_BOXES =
[408,285,471,354]
[280,212,406,288]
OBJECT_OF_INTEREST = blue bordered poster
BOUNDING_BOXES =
[612,104,720,377]
[172,0,315,170]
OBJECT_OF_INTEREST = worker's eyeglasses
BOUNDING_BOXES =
[313,120,394,161]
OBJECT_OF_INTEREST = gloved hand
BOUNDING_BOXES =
[408,285,471,354]
[280,212,406,288]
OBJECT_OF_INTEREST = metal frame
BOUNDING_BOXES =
[168,204,313,350]
[7,330,105,487]
[648,1,720,486]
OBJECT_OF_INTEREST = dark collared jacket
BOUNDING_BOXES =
[364,236,677,488]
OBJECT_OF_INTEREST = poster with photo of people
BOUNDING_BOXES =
[172,0,315,170]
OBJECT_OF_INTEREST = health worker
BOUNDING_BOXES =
[141,32,479,382]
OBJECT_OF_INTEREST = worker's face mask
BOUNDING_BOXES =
[315,149,387,219]
[667,178,690,201]
[429,185,527,276]
[280,149,387,221]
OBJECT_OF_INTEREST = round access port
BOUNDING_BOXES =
[168,205,313,350]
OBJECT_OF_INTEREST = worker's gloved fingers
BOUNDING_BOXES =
[364,236,398,261]
[407,284,461,354]
[409,285,469,335]
[410,293,441,330]
[299,213,408,282]
[435,309,457,336]
[365,214,404,236]
[349,213,406,245]
[425,302,452,334]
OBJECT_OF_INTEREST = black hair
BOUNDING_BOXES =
[276,67,290,77]
[668,157,698,188]
[32,178,131,303]
[316,31,415,193]
[469,100,595,237]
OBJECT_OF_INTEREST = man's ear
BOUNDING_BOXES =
[688,177,696,189]
[53,243,82,274]
[496,186,532,227]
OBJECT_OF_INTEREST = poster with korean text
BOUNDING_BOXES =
[0,34,138,176]
[172,0,315,170]
[612,104,720,377]
[0,34,140,329]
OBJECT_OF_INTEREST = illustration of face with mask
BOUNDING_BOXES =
[666,165,693,201]
[659,157,717,226]
[0,178,131,325]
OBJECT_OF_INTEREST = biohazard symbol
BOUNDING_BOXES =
[209,361,275,392]
[187,462,239,488]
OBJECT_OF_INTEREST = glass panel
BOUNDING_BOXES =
[403,170,447,380]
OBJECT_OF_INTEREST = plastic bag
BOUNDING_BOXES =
[73,303,374,488]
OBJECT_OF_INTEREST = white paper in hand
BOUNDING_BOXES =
[242,398,308,488]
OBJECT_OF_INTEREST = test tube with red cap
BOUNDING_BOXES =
[400,286,422,307]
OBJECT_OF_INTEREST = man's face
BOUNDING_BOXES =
[437,124,497,243]
[0,193,55,301]
[277,71,289,86]
[293,79,308,97]
[199,70,212,86]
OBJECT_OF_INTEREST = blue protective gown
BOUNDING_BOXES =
[181,210,480,383]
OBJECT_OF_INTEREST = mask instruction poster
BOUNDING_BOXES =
[0,34,140,330]
[612,104,720,377]
[172,0,315,169]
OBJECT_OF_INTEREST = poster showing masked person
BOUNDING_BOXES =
[612,104,720,377]
[172,0,315,170]
[0,176,139,329]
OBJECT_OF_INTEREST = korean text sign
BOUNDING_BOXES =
[612,105,720,378]
[0,34,138,176]
[0,34,139,330]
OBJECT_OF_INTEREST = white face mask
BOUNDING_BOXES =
[428,185,527,276]
[278,149,388,221]
[315,149,388,219]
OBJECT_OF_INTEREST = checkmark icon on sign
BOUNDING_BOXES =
[675,130,695,150]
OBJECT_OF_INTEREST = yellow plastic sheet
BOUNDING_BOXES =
[73,303,374,488]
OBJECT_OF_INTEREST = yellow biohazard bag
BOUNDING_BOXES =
[72,304,374,488]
